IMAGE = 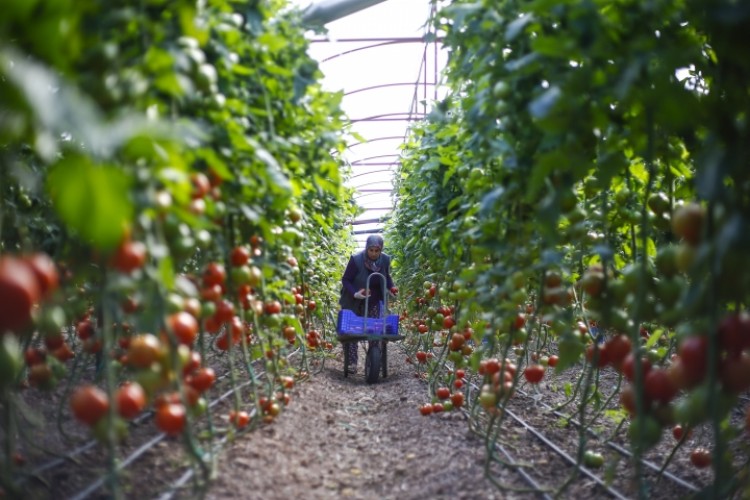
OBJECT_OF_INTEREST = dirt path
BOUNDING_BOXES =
[205,344,511,500]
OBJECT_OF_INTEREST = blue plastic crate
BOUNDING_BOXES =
[337,309,399,335]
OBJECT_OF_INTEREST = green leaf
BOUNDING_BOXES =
[644,328,664,348]
[158,254,176,290]
[529,86,562,119]
[505,13,534,41]
[46,155,133,249]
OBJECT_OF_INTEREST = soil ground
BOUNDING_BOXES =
[8,338,749,499]
[202,341,731,500]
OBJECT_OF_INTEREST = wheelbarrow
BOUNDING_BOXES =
[336,272,403,384]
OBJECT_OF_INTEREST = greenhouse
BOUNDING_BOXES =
[1,0,749,498]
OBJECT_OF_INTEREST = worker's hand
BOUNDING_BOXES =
[354,289,368,300]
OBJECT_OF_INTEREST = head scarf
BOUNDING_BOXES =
[366,234,384,250]
[364,234,384,272]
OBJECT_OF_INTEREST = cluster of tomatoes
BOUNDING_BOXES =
[0,252,68,390]
[477,358,518,414]
[419,369,466,415]
[0,252,59,334]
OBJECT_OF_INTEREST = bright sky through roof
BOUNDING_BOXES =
[289,0,447,248]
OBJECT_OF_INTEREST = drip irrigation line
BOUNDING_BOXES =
[492,442,554,500]
[27,441,97,476]
[69,433,168,500]
[513,387,700,493]
[456,348,701,497]
[502,406,630,500]
[458,409,553,500]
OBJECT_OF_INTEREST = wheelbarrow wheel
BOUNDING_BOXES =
[365,344,381,384]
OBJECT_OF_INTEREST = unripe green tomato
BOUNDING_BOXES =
[92,416,129,445]
[191,397,208,416]
[165,293,185,314]
[449,351,463,364]
[0,336,23,386]
[195,229,212,249]
[201,301,217,319]
[231,265,253,286]
[583,450,604,468]
[614,188,630,205]
[36,305,67,335]
[134,365,164,395]
[628,415,662,450]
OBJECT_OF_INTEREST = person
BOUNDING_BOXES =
[339,234,398,373]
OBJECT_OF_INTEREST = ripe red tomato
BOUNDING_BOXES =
[719,352,750,393]
[644,369,678,404]
[182,350,202,376]
[605,334,632,370]
[621,353,652,382]
[186,367,216,392]
[116,382,147,420]
[229,410,250,429]
[431,402,444,413]
[24,252,59,296]
[28,363,53,387]
[168,311,199,345]
[70,385,109,426]
[436,387,450,400]
[443,316,456,329]
[24,347,46,366]
[547,355,559,367]
[111,240,147,274]
[230,246,250,267]
[415,351,428,363]
[678,336,708,387]
[200,284,223,302]
[155,402,186,436]
[191,172,211,199]
[450,392,465,408]
[127,334,163,369]
[524,365,545,384]
[214,299,235,323]
[718,312,750,353]
[307,300,317,311]
[586,343,609,368]
[455,369,466,379]
[672,424,690,441]
[485,358,502,375]
[76,319,95,340]
[690,448,711,468]
[264,300,282,315]
[417,324,429,334]
[52,343,75,362]
[672,202,704,245]
[0,256,41,332]
[619,384,646,415]
[202,262,226,287]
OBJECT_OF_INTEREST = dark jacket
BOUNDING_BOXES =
[340,251,394,314]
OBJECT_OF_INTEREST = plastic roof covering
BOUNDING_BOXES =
[294,0,448,249]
